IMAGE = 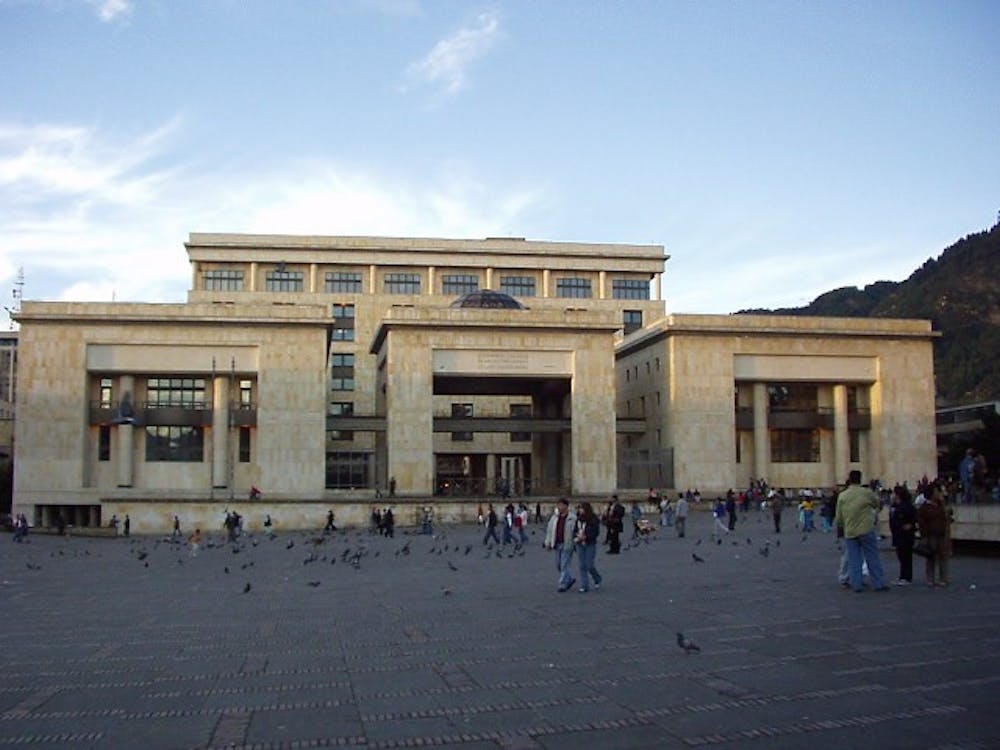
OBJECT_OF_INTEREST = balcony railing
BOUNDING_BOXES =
[89,401,257,428]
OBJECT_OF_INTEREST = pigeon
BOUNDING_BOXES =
[224,566,230,574]
[137,551,148,561]
[465,545,473,555]
[25,563,41,571]
[677,632,701,654]
[441,586,453,596]
[695,539,702,546]
[242,582,252,594]
[286,540,295,550]
[716,538,723,546]
[447,560,458,572]
[307,581,321,587]
[692,553,705,563]
[759,546,770,558]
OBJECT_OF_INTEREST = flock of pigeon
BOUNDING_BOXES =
[10,513,811,657]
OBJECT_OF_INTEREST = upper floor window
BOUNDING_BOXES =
[556,276,592,299]
[265,268,304,292]
[385,272,421,295]
[238,379,253,409]
[332,304,355,341]
[768,383,818,412]
[330,353,355,391]
[146,378,207,409]
[328,401,354,441]
[329,401,354,417]
[623,310,643,335]
[500,276,536,298]
[204,269,245,292]
[99,377,113,408]
[442,274,479,295]
[325,271,363,293]
[451,402,473,441]
[612,279,650,300]
[510,403,531,442]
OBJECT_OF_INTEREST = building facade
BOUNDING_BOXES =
[11,233,938,531]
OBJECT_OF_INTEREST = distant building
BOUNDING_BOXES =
[936,400,1000,471]
[0,331,16,458]
[12,233,938,531]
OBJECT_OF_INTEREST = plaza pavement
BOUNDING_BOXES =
[2,508,999,750]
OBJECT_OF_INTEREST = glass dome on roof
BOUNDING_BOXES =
[449,289,526,309]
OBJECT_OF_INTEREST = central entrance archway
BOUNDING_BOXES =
[370,305,619,497]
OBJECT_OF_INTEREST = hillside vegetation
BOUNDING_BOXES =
[740,224,1000,405]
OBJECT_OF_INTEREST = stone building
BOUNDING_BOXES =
[11,233,938,531]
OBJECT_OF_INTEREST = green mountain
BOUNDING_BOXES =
[739,224,1000,405]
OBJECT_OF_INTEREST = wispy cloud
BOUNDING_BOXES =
[403,10,501,98]
[88,0,133,23]
[0,118,547,318]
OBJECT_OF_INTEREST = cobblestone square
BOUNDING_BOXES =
[3,510,998,749]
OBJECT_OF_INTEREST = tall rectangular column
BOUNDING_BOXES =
[212,376,230,489]
[833,384,849,484]
[752,382,769,481]
[385,337,433,496]
[117,375,135,488]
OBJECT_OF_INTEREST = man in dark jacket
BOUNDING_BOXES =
[607,496,626,554]
[889,485,917,585]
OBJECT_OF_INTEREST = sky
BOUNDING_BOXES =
[1,0,998,322]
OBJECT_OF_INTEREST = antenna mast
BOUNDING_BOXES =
[8,267,23,330]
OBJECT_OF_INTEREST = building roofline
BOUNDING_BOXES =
[186,232,668,263]
[616,312,939,358]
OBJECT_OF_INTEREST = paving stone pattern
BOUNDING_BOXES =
[2,510,999,749]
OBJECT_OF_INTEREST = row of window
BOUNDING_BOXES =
[96,422,857,464]
[325,401,533,443]
[449,403,532,442]
[734,429,861,463]
[98,425,252,463]
[99,377,254,409]
[624,355,662,383]
[204,269,651,300]
[328,304,643,345]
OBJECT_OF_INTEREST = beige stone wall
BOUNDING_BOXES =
[569,337,617,494]
[616,314,938,495]
[13,302,329,518]
[383,328,435,495]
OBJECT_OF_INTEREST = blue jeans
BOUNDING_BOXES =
[483,525,500,545]
[576,543,602,591]
[556,545,575,589]
[845,530,887,591]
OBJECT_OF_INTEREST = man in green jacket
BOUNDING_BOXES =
[834,470,889,592]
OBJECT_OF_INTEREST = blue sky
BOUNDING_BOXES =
[1,0,997,320]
